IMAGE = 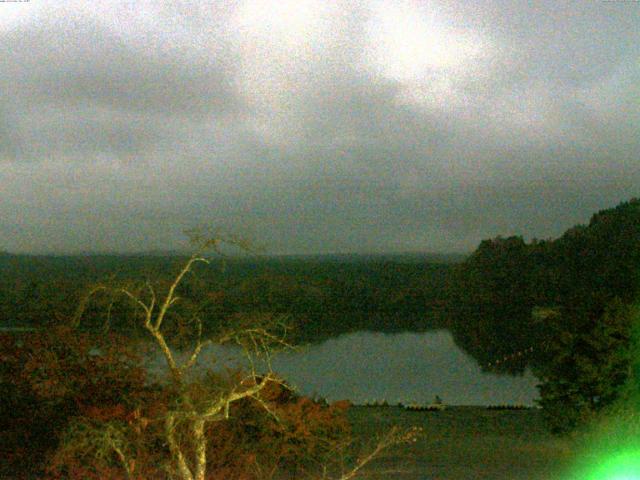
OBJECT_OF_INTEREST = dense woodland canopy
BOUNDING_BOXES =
[447,198,640,369]
[1,200,638,355]
[446,198,640,432]
[0,251,459,343]
[1,198,639,436]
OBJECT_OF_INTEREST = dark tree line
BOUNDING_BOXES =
[2,199,639,435]
[446,198,640,433]
[0,253,454,344]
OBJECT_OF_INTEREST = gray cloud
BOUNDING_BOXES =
[0,0,639,254]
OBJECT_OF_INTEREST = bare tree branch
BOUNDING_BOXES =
[155,254,209,331]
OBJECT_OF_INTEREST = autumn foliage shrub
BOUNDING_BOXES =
[200,380,351,479]
[1,326,352,479]
[47,378,351,479]
[0,326,146,478]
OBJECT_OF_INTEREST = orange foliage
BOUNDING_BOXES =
[2,327,351,479]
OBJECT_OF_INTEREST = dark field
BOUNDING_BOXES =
[348,406,574,480]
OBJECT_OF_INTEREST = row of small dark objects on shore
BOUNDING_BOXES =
[360,400,446,411]
[358,400,534,411]
[485,404,532,410]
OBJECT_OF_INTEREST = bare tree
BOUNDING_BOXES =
[72,234,420,480]
[117,240,291,480]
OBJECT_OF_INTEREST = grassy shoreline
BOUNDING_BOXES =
[347,406,574,479]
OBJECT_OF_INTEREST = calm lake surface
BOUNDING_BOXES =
[148,330,540,406]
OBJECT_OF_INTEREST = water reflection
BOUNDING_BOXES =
[147,330,540,406]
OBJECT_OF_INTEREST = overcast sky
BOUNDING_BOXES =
[1,1,639,254]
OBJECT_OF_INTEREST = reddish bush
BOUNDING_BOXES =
[2,327,351,479]
[201,380,351,478]
[0,327,146,478]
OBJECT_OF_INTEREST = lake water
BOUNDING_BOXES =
[147,330,540,406]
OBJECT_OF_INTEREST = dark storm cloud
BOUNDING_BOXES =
[0,0,639,253]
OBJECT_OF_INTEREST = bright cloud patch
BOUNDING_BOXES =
[366,1,484,81]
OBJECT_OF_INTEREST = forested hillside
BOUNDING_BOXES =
[446,198,640,432]
[447,198,640,371]
[2,198,639,435]
[0,252,459,343]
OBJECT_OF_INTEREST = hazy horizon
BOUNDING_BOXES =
[1,246,471,258]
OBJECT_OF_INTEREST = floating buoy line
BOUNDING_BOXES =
[483,339,553,370]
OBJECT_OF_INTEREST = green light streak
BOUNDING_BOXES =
[580,449,640,480]
[564,305,640,480]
